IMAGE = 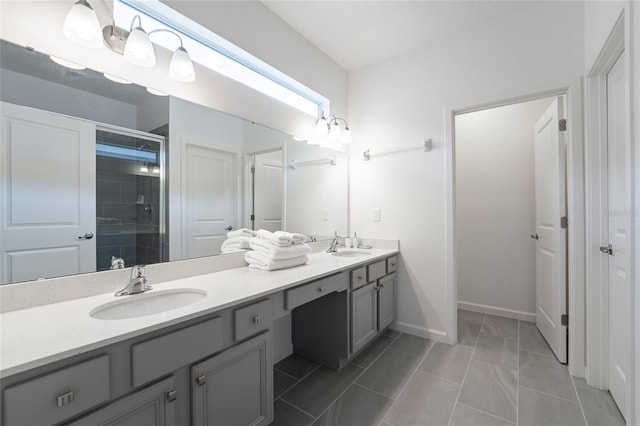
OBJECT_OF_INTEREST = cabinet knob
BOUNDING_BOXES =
[196,375,207,386]
[357,276,363,280]
[56,390,74,407]
[166,390,177,402]
[253,316,263,324]
[318,287,325,293]
[390,263,395,267]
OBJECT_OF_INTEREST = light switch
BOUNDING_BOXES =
[322,209,329,221]
[372,208,381,222]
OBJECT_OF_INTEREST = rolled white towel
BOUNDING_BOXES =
[276,231,306,244]
[245,251,308,271]
[249,238,311,260]
[221,236,252,250]
[227,228,257,238]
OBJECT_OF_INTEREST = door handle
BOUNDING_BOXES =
[599,244,613,255]
[530,233,539,240]
[78,232,94,240]
[225,226,233,231]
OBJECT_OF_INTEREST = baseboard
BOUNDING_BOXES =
[391,321,454,344]
[458,301,536,322]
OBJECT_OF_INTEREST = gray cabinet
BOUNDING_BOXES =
[67,376,177,426]
[378,272,397,330]
[192,331,273,426]
[350,282,378,353]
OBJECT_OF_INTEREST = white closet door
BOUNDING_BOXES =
[1,102,96,284]
[533,97,567,363]
[182,143,235,258]
[253,151,283,232]
[606,50,630,421]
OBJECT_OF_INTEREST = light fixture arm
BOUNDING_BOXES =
[148,28,185,48]
[129,15,143,31]
[330,116,349,128]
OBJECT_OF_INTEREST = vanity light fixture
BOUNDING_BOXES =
[50,55,86,70]
[314,113,352,145]
[152,164,160,174]
[140,161,149,173]
[62,1,195,82]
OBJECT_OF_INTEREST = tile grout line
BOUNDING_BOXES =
[275,397,318,421]
[518,384,583,405]
[456,401,516,425]
[274,366,302,381]
[569,375,590,425]
[377,337,437,425]
[516,319,520,426]
[300,330,402,424]
[446,312,485,426]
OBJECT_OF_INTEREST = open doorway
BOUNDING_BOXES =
[454,95,569,363]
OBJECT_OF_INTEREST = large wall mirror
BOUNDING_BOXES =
[0,39,348,285]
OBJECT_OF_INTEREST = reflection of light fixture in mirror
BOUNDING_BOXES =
[146,87,168,96]
[314,113,329,137]
[314,114,352,145]
[152,164,160,174]
[140,161,149,173]
[50,55,86,70]
[104,73,132,84]
[63,0,103,48]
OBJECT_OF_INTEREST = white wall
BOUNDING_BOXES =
[0,68,137,129]
[0,1,347,141]
[348,2,584,340]
[455,98,553,318]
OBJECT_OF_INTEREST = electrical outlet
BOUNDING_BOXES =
[372,208,381,222]
[321,209,329,221]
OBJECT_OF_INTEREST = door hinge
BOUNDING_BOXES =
[250,214,255,221]
[251,166,255,174]
[561,314,568,326]
[560,217,568,229]
[559,119,567,131]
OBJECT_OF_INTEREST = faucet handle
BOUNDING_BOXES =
[130,264,146,279]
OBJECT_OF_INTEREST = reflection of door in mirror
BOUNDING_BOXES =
[95,129,164,271]
[251,150,283,232]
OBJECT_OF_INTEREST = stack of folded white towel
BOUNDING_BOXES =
[245,230,310,271]
[220,228,256,253]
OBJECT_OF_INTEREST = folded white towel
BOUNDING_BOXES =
[249,238,311,260]
[245,251,308,271]
[256,229,307,246]
[221,236,252,250]
[227,228,257,238]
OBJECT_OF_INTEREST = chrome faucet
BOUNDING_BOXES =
[115,265,152,296]
[326,231,345,253]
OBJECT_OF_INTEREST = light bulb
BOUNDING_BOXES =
[341,127,352,144]
[152,164,160,174]
[63,0,103,49]
[329,121,342,140]
[314,116,329,137]
[140,162,149,173]
[124,27,156,67]
[169,47,195,82]
[50,56,86,70]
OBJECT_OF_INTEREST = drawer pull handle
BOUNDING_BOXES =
[319,287,325,293]
[196,375,207,386]
[390,263,396,267]
[166,390,177,402]
[253,316,263,324]
[56,390,74,408]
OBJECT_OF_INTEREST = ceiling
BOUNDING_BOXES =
[261,1,538,72]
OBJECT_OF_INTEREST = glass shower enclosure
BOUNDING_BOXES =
[95,127,165,271]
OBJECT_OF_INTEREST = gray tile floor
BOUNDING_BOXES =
[271,310,625,426]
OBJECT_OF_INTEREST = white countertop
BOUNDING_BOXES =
[0,248,397,379]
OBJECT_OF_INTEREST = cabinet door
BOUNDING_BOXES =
[192,331,272,426]
[351,282,378,354]
[67,376,177,426]
[378,273,397,330]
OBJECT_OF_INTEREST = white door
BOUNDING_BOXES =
[606,50,630,420]
[0,102,96,284]
[533,97,567,363]
[182,143,235,258]
[253,151,283,232]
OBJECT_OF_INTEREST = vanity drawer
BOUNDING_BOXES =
[387,256,398,273]
[286,272,347,310]
[367,260,387,282]
[132,317,223,387]
[234,298,272,341]
[4,355,110,426]
[350,266,368,290]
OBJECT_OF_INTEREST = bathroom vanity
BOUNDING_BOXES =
[0,245,398,426]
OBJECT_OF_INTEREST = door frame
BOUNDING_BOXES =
[444,83,586,377]
[242,148,283,230]
[584,9,636,423]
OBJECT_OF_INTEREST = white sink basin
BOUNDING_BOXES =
[332,249,372,258]
[90,288,207,320]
